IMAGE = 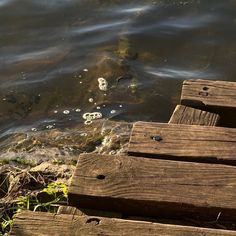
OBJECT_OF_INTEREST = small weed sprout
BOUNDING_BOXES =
[16,196,30,212]
[42,182,68,198]
[34,182,68,212]
[1,215,13,233]
[1,181,68,235]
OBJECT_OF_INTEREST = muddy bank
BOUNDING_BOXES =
[0,120,131,164]
[0,120,131,235]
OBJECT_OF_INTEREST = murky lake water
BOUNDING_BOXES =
[1,0,236,142]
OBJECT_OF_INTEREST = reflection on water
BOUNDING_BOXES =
[0,0,236,140]
[146,66,218,79]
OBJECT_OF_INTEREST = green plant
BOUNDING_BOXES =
[1,181,68,235]
[15,196,30,212]
[51,159,65,165]
[16,182,68,212]
[40,182,68,198]
[33,182,68,212]
[0,157,36,167]
[0,159,10,166]
[1,215,13,233]
[14,157,36,167]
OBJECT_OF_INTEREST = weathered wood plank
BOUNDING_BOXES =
[128,122,236,164]
[57,206,122,218]
[180,79,236,127]
[68,153,236,222]
[57,206,83,215]
[57,204,227,229]
[10,211,236,236]
[181,79,236,109]
[169,105,220,126]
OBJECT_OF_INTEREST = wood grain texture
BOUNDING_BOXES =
[10,211,236,236]
[68,153,236,221]
[57,206,83,215]
[169,105,219,126]
[181,79,236,109]
[57,206,122,218]
[128,122,236,164]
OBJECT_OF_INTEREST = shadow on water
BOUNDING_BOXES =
[0,0,236,148]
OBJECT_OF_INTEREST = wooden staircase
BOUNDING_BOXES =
[10,79,236,235]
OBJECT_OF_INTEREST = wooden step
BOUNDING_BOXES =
[180,79,236,127]
[181,79,236,110]
[169,105,219,126]
[57,205,122,218]
[128,122,236,164]
[10,211,236,236]
[57,204,236,229]
[68,153,236,222]
[57,205,82,215]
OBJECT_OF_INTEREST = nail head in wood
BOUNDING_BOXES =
[151,136,163,142]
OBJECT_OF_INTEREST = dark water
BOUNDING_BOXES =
[1,0,236,138]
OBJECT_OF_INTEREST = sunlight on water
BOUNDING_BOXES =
[114,4,152,14]
[4,46,61,65]
[157,14,217,30]
[0,0,14,7]
[146,67,219,79]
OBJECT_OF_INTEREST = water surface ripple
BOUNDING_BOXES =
[0,0,236,138]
